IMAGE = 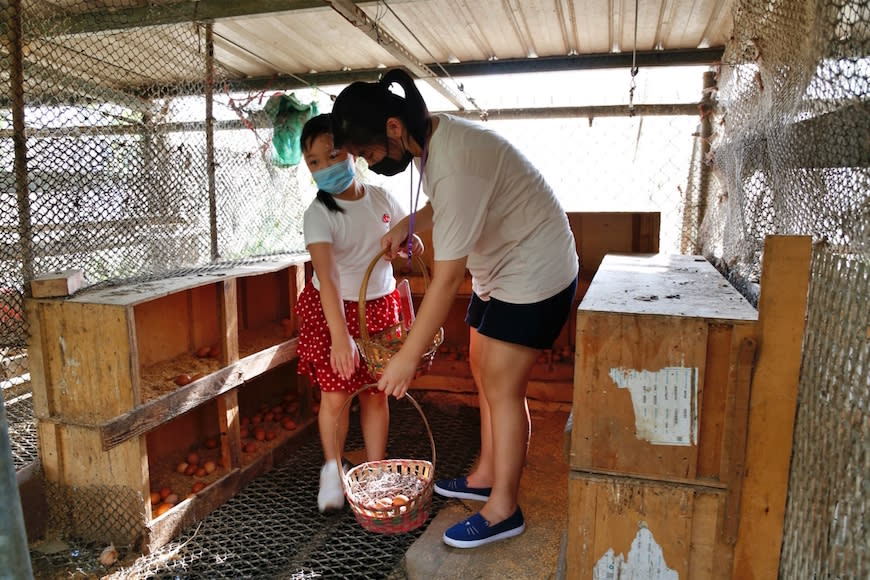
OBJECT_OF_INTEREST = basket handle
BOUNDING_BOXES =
[333,384,437,498]
[358,248,431,345]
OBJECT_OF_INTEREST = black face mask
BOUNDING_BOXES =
[369,149,413,176]
[369,133,414,176]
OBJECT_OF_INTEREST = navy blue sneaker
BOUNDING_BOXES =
[443,507,525,548]
[433,477,491,501]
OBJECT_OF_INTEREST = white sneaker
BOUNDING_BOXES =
[318,462,345,513]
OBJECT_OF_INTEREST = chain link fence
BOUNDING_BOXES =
[1,0,867,578]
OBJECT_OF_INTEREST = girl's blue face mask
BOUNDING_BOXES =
[312,156,355,195]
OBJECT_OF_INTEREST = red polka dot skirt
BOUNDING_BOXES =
[295,282,400,394]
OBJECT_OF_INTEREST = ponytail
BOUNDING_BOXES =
[315,189,343,213]
[332,68,431,149]
[378,69,431,148]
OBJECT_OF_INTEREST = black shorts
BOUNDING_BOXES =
[465,278,578,350]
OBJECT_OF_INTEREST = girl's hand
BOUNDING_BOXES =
[330,331,359,380]
[381,222,411,260]
[377,348,417,398]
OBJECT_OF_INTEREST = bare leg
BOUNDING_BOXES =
[359,390,389,461]
[466,327,494,488]
[318,390,350,463]
[317,390,353,512]
[474,333,537,524]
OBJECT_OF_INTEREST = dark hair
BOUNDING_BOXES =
[300,113,343,213]
[331,68,431,151]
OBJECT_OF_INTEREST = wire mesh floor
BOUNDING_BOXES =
[28,392,481,579]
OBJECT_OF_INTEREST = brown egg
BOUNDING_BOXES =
[174,373,192,386]
[154,503,172,517]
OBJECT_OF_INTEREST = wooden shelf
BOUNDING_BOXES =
[99,338,299,450]
[26,255,312,551]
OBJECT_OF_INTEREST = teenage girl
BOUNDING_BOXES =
[330,70,578,547]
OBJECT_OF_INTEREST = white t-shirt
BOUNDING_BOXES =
[303,184,405,301]
[421,114,579,303]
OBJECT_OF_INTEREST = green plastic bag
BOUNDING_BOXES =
[263,93,318,167]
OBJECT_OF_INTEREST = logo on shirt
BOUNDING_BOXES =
[382,213,390,224]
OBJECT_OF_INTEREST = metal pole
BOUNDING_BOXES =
[9,0,34,286]
[0,399,34,579]
[697,70,717,245]
[205,22,218,261]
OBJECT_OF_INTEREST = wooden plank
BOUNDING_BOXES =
[571,312,708,480]
[696,324,732,479]
[52,423,144,489]
[580,254,758,321]
[29,268,85,298]
[189,284,221,357]
[722,334,756,543]
[287,263,306,336]
[219,279,239,365]
[566,473,728,580]
[37,301,135,422]
[733,235,811,579]
[219,390,241,470]
[100,339,298,450]
[66,255,308,307]
[134,292,191,367]
[23,300,49,418]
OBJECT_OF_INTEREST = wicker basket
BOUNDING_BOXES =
[355,248,444,379]
[335,385,436,534]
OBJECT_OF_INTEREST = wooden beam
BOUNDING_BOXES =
[732,235,811,579]
[324,0,478,112]
[22,1,326,37]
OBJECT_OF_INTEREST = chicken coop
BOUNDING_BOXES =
[1,0,866,578]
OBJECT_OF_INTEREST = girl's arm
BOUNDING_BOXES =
[377,255,467,397]
[308,242,359,380]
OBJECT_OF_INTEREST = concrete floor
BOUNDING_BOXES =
[402,394,571,580]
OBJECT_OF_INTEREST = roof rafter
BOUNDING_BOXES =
[323,0,477,111]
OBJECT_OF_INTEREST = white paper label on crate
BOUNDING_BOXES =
[609,366,698,446]
[594,524,678,580]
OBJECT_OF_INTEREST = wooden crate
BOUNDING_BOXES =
[569,254,757,485]
[410,212,660,403]
[565,472,734,580]
[26,256,314,551]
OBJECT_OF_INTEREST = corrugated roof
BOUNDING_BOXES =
[15,0,732,107]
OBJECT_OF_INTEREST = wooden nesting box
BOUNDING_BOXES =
[26,256,314,552]
[566,253,758,579]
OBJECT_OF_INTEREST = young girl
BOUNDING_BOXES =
[295,113,420,512]
[331,70,578,546]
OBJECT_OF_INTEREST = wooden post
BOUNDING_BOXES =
[733,235,812,578]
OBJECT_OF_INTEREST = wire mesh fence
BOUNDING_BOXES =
[1,0,867,578]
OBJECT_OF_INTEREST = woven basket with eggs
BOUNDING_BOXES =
[335,386,435,534]
[355,249,443,380]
